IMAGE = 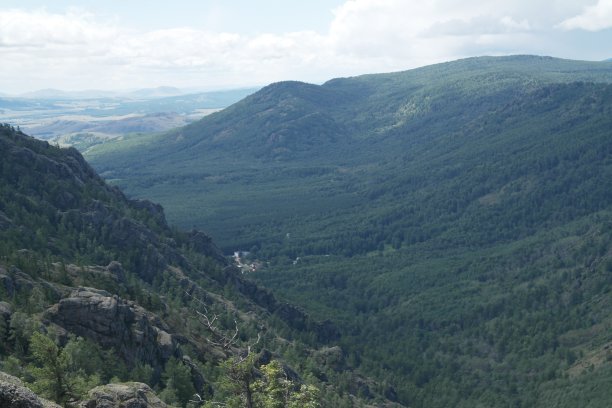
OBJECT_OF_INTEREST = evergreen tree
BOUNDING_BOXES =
[161,357,196,408]
[27,332,100,405]
[27,332,72,404]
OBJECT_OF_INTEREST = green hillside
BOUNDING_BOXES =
[0,125,391,407]
[86,55,612,253]
[85,55,612,407]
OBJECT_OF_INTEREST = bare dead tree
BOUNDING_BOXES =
[185,290,261,358]
[185,290,264,408]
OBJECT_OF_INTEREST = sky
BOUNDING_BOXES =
[1,0,611,94]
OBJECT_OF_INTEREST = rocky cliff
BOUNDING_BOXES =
[44,288,178,368]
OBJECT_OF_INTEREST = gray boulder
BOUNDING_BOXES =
[0,301,12,319]
[0,372,60,408]
[80,382,168,408]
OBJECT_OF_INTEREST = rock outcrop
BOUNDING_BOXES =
[43,287,178,370]
[0,301,12,320]
[186,230,227,264]
[80,383,167,408]
[1,371,168,408]
[0,265,35,297]
[0,372,60,408]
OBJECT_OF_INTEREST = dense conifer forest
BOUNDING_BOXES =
[86,56,612,407]
[1,55,611,407]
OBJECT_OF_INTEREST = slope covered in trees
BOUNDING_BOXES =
[0,124,391,407]
[85,55,612,407]
[87,56,612,252]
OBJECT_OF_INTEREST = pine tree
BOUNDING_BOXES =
[27,332,71,404]
[161,357,196,407]
[27,332,100,405]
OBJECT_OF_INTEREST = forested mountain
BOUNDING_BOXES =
[85,55,612,407]
[87,55,612,252]
[0,124,389,407]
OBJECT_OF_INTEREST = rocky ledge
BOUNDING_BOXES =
[43,287,178,370]
[80,383,168,408]
[0,372,60,408]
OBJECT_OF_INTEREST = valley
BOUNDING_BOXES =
[81,56,612,407]
[1,55,611,407]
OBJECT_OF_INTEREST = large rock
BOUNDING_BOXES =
[186,230,227,264]
[0,266,35,297]
[0,301,12,319]
[43,287,178,370]
[44,288,210,396]
[0,372,60,408]
[129,199,169,230]
[80,383,168,408]
[313,346,346,372]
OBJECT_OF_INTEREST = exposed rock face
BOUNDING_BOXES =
[43,288,209,396]
[43,288,178,370]
[0,372,60,408]
[0,381,44,408]
[80,383,168,408]
[129,199,169,230]
[0,266,35,297]
[62,261,126,286]
[186,230,227,264]
[57,202,224,283]
[0,301,13,320]
[58,202,172,282]
[313,346,346,372]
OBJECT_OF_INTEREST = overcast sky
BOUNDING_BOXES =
[1,0,611,94]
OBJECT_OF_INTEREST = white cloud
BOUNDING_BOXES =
[0,1,609,94]
[559,0,612,31]
[325,0,561,68]
[0,9,117,47]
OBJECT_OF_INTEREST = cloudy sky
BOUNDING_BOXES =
[1,0,611,94]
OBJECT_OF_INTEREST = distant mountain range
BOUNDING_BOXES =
[11,86,256,100]
[0,87,260,152]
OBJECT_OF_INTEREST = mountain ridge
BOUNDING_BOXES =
[89,55,612,162]
[84,55,612,407]
[86,55,612,250]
